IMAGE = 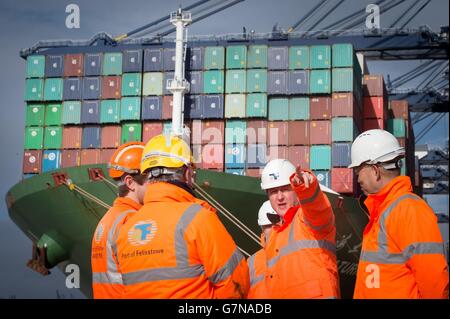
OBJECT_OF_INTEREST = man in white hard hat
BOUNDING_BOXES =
[247,200,279,299]
[258,159,339,299]
[349,129,448,299]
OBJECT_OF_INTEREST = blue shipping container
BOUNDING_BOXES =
[144,48,163,72]
[163,48,176,71]
[188,47,204,70]
[141,96,162,120]
[332,143,352,167]
[122,50,142,73]
[288,70,309,95]
[84,53,102,76]
[82,77,101,100]
[81,100,100,124]
[268,46,289,70]
[42,150,61,172]
[187,71,203,94]
[82,126,101,148]
[313,170,331,188]
[225,144,246,168]
[185,95,203,119]
[268,71,288,95]
[45,55,64,77]
[63,78,82,100]
[202,95,224,119]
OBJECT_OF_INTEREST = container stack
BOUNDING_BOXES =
[22,42,416,197]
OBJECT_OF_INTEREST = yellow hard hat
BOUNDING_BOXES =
[141,134,192,173]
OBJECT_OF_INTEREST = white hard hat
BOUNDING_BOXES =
[261,159,296,190]
[348,129,405,169]
[257,200,278,226]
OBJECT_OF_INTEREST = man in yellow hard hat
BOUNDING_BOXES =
[114,134,250,298]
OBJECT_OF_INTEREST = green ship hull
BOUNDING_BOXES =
[6,164,367,299]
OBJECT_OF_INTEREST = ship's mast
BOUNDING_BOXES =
[168,8,191,140]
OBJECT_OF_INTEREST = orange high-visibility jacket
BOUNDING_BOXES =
[91,197,141,299]
[247,248,269,299]
[263,171,340,299]
[354,176,449,299]
[115,182,250,299]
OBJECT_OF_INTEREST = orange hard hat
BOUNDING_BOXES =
[108,141,145,179]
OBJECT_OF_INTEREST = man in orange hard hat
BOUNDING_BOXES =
[349,129,448,299]
[91,141,148,299]
[115,134,250,298]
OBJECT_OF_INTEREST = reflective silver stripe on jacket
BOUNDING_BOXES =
[121,204,245,285]
[92,209,137,285]
[248,253,264,287]
[360,194,446,264]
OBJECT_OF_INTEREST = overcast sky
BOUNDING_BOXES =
[0,0,448,298]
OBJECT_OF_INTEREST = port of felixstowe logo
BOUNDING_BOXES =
[128,220,158,246]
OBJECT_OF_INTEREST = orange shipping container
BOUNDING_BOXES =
[62,126,82,149]
[288,121,309,146]
[268,121,288,146]
[267,145,288,162]
[64,54,84,77]
[331,168,356,194]
[100,148,116,164]
[287,146,310,169]
[246,168,263,178]
[23,150,42,173]
[390,100,409,119]
[246,120,267,145]
[142,122,163,143]
[80,149,101,165]
[363,96,387,119]
[101,76,121,99]
[310,120,331,145]
[162,96,173,120]
[61,150,81,168]
[201,144,224,169]
[310,97,331,120]
[101,125,121,148]
[363,118,385,131]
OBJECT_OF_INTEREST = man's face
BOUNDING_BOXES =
[355,164,380,195]
[267,184,298,217]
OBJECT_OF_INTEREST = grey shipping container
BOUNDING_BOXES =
[163,48,176,71]
[288,70,309,95]
[268,46,288,70]
[84,53,102,76]
[187,71,203,94]
[45,55,64,77]
[63,78,82,100]
[82,126,101,148]
[82,77,101,100]
[141,96,163,120]
[188,47,204,70]
[185,95,203,119]
[203,95,224,119]
[144,48,163,71]
[122,50,142,73]
[268,71,288,95]
[81,101,100,124]
[332,142,352,167]
[163,72,174,95]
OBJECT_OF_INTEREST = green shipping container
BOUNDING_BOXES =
[142,72,163,96]
[310,145,331,170]
[100,100,121,123]
[26,55,45,78]
[310,45,331,69]
[246,93,267,118]
[310,70,331,94]
[289,46,309,69]
[332,44,355,68]
[204,46,225,70]
[387,119,406,137]
[44,126,63,149]
[24,127,44,149]
[246,69,267,93]
[25,79,44,101]
[289,97,309,120]
[103,53,123,75]
[120,97,141,121]
[332,68,356,92]
[25,104,45,126]
[226,45,247,69]
[204,70,224,94]
[225,120,247,144]
[247,45,268,68]
[226,70,246,93]
[121,73,142,96]
[62,101,81,124]
[121,122,142,143]
[268,98,289,121]
[45,104,62,126]
[225,94,246,118]
[332,117,358,142]
[44,78,63,101]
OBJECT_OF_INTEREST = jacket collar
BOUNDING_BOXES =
[113,196,142,211]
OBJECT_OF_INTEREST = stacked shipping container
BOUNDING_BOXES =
[23,43,416,197]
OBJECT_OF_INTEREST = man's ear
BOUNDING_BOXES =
[374,165,382,181]
[124,175,135,191]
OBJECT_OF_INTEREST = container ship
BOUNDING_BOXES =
[6,9,420,299]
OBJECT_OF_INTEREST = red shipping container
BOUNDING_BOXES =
[80,149,101,165]
[310,120,331,145]
[64,54,84,77]
[100,149,116,164]
[268,121,288,146]
[363,74,386,97]
[192,144,203,169]
[61,150,81,168]
[101,76,121,99]
[162,96,173,120]
[191,120,202,145]
[331,168,356,194]
[202,144,224,169]
[310,97,331,120]
[390,100,409,119]
[247,120,267,145]
[246,168,263,178]
[363,96,387,119]
[287,146,310,169]
[142,122,163,143]
[288,121,309,145]
[62,126,82,149]
[101,125,121,148]
[331,93,362,129]
[267,145,288,162]
[363,118,385,131]
[202,120,225,145]
[23,150,42,173]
